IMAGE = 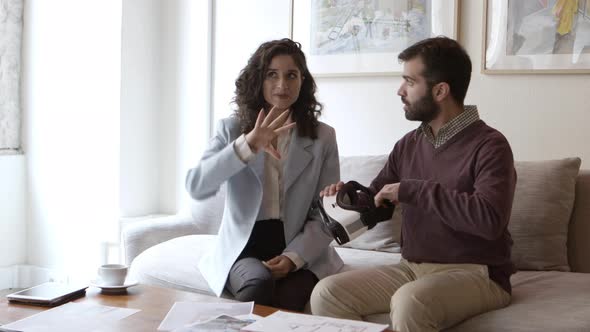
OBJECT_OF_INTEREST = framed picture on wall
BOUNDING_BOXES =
[290,0,458,77]
[483,0,590,74]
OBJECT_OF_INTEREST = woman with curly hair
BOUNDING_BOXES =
[186,38,343,311]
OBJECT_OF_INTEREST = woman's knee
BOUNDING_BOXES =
[228,257,274,304]
[274,270,318,312]
[234,274,275,304]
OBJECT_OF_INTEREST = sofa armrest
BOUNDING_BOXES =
[122,214,202,265]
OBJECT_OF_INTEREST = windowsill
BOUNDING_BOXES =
[0,149,23,156]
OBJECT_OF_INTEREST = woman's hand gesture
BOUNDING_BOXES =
[245,106,296,160]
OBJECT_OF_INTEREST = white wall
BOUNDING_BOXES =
[0,155,26,267]
[22,0,121,281]
[318,76,414,156]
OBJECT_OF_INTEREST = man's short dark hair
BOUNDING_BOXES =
[398,37,472,104]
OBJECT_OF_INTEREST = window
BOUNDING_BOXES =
[0,0,23,153]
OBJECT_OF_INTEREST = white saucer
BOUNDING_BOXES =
[90,280,139,293]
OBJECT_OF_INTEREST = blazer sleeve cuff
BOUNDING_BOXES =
[233,134,255,163]
[282,251,305,271]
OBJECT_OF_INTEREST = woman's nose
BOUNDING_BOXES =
[276,78,288,90]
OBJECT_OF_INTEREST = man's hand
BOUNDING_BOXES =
[245,106,296,160]
[262,255,295,280]
[319,181,345,197]
[374,183,400,207]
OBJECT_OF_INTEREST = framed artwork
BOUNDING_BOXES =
[483,0,590,74]
[290,0,459,77]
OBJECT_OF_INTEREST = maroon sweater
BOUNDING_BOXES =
[370,120,517,293]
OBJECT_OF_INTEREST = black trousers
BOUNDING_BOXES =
[225,219,318,312]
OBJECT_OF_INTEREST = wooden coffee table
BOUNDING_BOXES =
[0,284,394,331]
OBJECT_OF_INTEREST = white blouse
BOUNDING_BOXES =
[233,131,304,270]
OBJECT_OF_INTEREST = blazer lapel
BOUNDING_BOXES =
[284,130,313,193]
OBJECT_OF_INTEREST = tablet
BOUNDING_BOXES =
[6,282,87,307]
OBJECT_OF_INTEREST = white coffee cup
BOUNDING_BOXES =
[98,264,128,286]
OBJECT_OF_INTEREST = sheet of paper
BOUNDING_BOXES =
[171,314,256,332]
[157,301,254,331]
[242,310,389,332]
[2,302,140,332]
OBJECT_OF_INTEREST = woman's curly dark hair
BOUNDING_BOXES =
[233,38,322,139]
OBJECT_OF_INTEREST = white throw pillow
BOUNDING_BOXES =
[336,155,401,252]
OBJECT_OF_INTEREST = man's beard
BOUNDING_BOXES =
[403,92,440,123]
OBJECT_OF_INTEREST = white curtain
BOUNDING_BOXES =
[0,0,23,151]
[23,0,121,283]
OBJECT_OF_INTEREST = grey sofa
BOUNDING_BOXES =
[122,155,590,331]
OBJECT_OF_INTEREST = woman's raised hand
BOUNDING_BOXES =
[245,106,296,159]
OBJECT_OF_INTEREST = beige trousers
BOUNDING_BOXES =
[310,260,510,332]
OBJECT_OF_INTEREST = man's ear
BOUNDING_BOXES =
[432,82,450,102]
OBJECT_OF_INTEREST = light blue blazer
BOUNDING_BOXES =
[186,117,344,296]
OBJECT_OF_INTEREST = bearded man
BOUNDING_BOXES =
[311,37,517,332]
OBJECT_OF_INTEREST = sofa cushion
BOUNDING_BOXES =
[509,158,581,271]
[363,271,590,331]
[129,234,219,296]
[445,271,590,331]
[129,235,402,297]
[338,155,401,252]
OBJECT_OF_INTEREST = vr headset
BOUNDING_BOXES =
[314,181,394,245]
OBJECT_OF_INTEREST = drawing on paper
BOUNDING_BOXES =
[506,0,590,56]
[310,0,432,55]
